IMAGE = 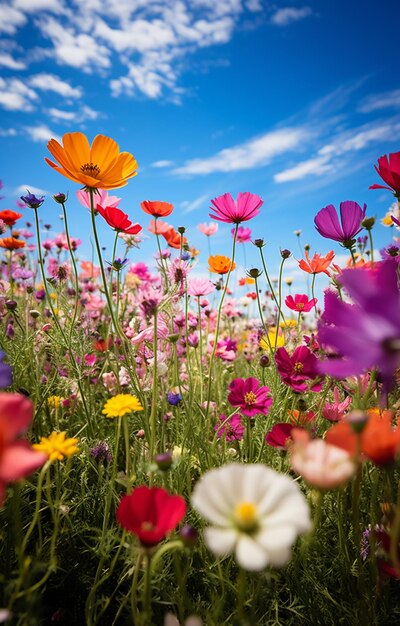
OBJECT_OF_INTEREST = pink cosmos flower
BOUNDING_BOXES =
[214,413,244,441]
[0,393,47,505]
[289,429,355,489]
[228,377,273,417]
[285,294,317,313]
[231,226,252,243]
[321,387,352,422]
[187,278,215,297]
[209,192,263,224]
[197,222,218,236]
[148,219,171,235]
[265,423,294,449]
[275,346,323,392]
[77,189,121,210]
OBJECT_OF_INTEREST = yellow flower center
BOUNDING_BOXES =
[244,391,257,405]
[234,501,258,531]
[141,521,155,531]
[293,362,304,373]
[296,302,305,310]
[80,162,101,177]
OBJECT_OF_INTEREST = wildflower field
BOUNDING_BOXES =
[1,133,400,626]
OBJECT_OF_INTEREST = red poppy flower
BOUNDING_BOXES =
[141,200,174,218]
[0,210,22,227]
[161,227,186,249]
[96,204,142,235]
[369,152,400,196]
[116,486,186,547]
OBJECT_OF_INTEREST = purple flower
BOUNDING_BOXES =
[20,191,45,209]
[90,441,112,463]
[380,241,400,263]
[0,352,12,388]
[318,260,400,396]
[314,201,367,246]
[214,413,244,441]
[167,391,182,406]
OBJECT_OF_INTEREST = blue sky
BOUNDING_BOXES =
[0,0,399,287]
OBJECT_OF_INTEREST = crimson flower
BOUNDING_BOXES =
[275,346,323,392]
[265,423,294,449]
[285,294,317,313]
[227,377,272,417]
[209,192,263,224]
[116,486,186,547]
[369,152,400,197]
[96,204,142,235]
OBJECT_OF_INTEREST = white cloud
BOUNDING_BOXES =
[0,52,26,70]
[359,89,400,113]
[13,0,64,12]
[0,128,17,137]
[271,7,312,26]
[0,77,38,111]
[29,73,82,98]
[174,127,307,175]
[274,156,333,183]
[25,124,61,143]
[37,17,111,71]
[16,184,48,196]
[181,192,210,213]
[0,5,27,34]
[151,160,174,168]
[47,104,99,122]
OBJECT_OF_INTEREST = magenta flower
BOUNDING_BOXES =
[209,192,263,224]
[314,201,366,246]
[317,260,400,396]
[285,294,317,313]
[275,346,323,392]
[227,377,272,417]
[265,423,294,449]
[214,413,244,441]
[321,387,352,422]
[0,393,47,506]
[231,226,252,243]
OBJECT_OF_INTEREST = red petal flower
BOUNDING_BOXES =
[141,200,174,218]
[96,204,142,235]
[116,486,186,547]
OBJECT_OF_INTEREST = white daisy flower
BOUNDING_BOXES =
[191,463,311,571]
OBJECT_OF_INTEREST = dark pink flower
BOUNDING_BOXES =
[321,387,352,422]
[209,192,263,224]
[265,423,294,449]
[275,346,323,392]
[214,414,244,441]
[231,226,252,243]
[227,377,272,417]
[285,294,317,313]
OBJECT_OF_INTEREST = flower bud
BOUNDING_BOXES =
[5,300,17,311]
[361,216,375,231]
[179,524,198,548]
[154,451,173,471]
[259,354,270,367]
[280,249,291,259]
[247,268,262,279]
[53,192,67,204]
[253,238,265,248]
[29,309,40,319]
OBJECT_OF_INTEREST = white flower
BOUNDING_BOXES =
[191,463,311,571]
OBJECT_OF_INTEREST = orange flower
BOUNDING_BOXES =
[326,409,400,466]
[208,255,236,274]
[0,210,22,226]
[45,132,138,190]
[0,237,25,249]
[298,250,334,275]
[162,227,186,249]
[141,200,173,218]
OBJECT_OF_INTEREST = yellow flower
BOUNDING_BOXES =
[102,394,144,418]
[47,395,63,409]
[381,212,394,227]
[281,319,297,329]
[33,432,79,462]
[260,331,285,351]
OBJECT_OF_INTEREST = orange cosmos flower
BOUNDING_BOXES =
[208,255,236,274]
[0,210,22,227]
[45,132,138,190]
[298,250,334,275]
[141,200,174,218]
[162,227,187,249]
[0,237,25,249]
